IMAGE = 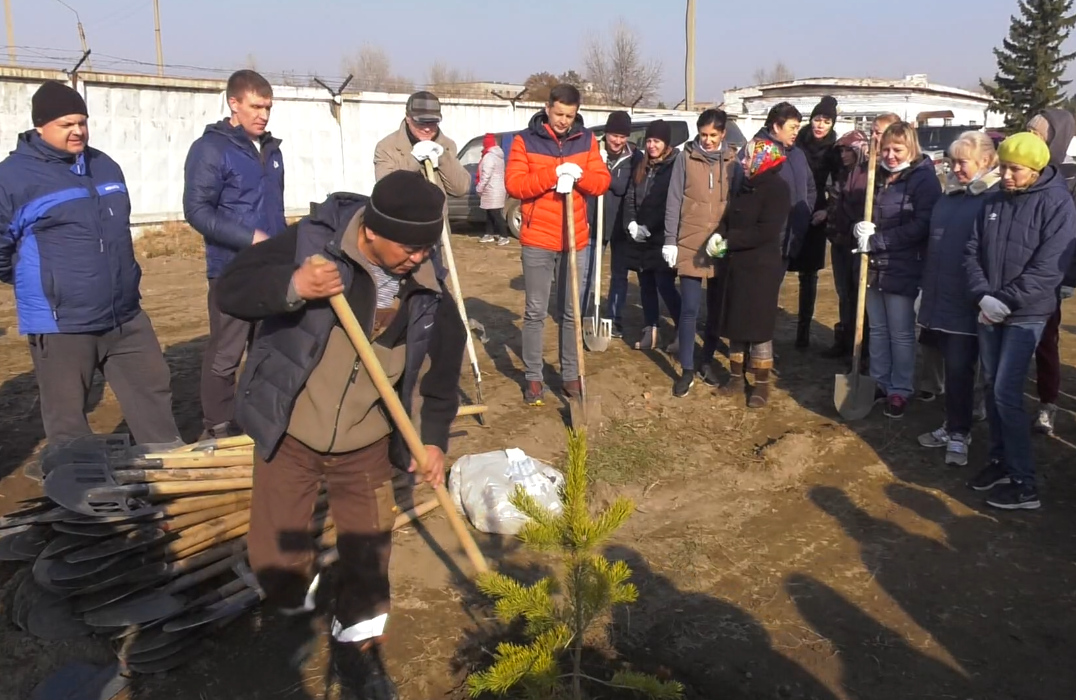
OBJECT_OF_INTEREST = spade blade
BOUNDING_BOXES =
[84,589,184,628]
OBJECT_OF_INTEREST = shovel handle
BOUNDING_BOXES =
[160,501,251,532]
[454,404,487,418]
[139,446,254,461]
[850,140,879,385]
[170,523,248,561]
[116,467,254,483]
[128,453,254,469]
[169,435,254,453]
[310,255,488,575]
[159,492,252,517]
[141,479,252,497]
[564,190,587,396]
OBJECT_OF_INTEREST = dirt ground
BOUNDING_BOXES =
[2,228,1076,700]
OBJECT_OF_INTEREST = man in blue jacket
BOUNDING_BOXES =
[183,69,287,440]
[0,81,181,450]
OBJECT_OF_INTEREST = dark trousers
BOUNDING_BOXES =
[639,268,680,329]
[484,208,508,237]
[830,244,858,342]
[250,435,395,636]
[1035,306,1061,405]
[677,276,704,371]
[937,332,979,436]
[201,278,253,431]
[604,239,629,324]
[979,322,1046,484]
[701,273,726,364]
[28,310,180,445]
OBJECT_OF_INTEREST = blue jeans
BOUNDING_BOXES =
[604,239,629,325]
[978,321,1045,483]
[678,276,704,370]
[866,290,917,399]
[639,268,681,329]
[521,245,592,383]
[936,332,979,435]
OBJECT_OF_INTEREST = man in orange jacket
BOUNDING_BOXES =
[505,84,611,405]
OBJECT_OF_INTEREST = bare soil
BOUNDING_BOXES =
[2,230,1075,700]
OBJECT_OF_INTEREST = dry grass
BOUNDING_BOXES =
[583,418,671,485]
[135,221,204,260]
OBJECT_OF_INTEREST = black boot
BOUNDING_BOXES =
[795,273,817,350]
[820,325,848,359]
[331,640,399,700]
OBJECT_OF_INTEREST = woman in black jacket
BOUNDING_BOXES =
[789,96,840,349]
[714,139,792,407]
[623,120,681,350]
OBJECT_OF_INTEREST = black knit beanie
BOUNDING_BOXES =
[364,171,445,247]
[605,111,632,137]
[644,119,672,145]
[32,81,88,127]
[810,95,838,122]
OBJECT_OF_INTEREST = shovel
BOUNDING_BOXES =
[834,140,880,421]
[310,255,488,575]
[423,159,488,426]
[564,190,603,432]
[583,194,612,352]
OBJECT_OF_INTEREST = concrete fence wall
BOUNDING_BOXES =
[0,67,708,228]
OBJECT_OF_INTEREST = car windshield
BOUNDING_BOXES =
[918,126,970,154]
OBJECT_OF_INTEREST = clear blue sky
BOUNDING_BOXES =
[8,0,1071,103]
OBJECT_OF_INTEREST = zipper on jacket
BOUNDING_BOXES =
[86,182,118,328]
[326,271,379,453]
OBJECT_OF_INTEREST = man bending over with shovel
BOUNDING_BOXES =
[213,170,466,700]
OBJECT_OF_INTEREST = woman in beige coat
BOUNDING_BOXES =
[663,109,743,397]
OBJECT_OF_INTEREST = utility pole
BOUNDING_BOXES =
[4,0,15,66]
[54,1,92,70]
[685,0,696,111]
[153,0,164,76]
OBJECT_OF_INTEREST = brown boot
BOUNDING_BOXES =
[717,352,745,397]
[748,358,773,409]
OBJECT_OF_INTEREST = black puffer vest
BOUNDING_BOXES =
[235,192,444,465]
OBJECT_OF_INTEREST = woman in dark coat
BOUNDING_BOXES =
[623,120,681,350]
[789,96,840,349]
[715,138,792,408]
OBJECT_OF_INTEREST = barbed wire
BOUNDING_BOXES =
[0,45,535,100]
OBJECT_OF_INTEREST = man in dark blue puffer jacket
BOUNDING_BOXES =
[183,69,287,440]
[0,81,181,450]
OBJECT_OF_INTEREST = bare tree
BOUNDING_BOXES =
[583,20,663,106]
[341,44,414,93]
[427,60,476,97]
[752,61,795,86]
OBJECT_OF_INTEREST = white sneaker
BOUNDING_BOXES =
[918,425,950,448]
[479,234,496,243]
[945,434,970,466]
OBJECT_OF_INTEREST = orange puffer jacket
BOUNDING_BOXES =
[505,111,611,252]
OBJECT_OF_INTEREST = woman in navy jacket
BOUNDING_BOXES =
[964,133,1076,511]
[853,122,942,419]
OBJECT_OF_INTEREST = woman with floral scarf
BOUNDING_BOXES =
[709,139,792,408]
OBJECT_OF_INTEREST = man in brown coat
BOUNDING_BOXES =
[373,91,471,198]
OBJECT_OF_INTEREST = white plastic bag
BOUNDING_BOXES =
[448,448,565,535]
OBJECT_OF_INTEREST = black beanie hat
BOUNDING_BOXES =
[605,111,632,137]
[364,171,445,247]
[644,119,672,145]
[32,81,88,127]
[810,95,838,121]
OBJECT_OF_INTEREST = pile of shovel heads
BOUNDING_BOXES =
[0,432,439,675]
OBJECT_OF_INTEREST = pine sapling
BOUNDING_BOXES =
[467,430,684,700]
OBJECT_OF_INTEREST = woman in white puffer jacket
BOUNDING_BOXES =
[477,133,509,245]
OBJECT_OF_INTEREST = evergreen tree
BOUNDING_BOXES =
[983,0,1076,130]
[467,431,683,700]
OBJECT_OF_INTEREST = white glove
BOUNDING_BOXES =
[1061,286,1074,300]
[555,162,583,180]
[662,245,677,268]
[411,141,444,168]
[555,173,575,194]
[978,295,1012,324]
[627,222,649,242]
[853,221,875,253]
[705,233,726,257]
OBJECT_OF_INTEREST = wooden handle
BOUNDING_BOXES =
[170,523,248,561]
[168,510,250,549]
[158,492,252,517]
[140,446,254,461]
[169,435,254,453]
[565,190,587,385]
[163,551,243,595]
[116,467,254,483]
[159,501,251,532]
[310,254,488,575]
[850,140,879,381]
[146,453,254,469]
[454,404,487,418]
[143,479,252,497]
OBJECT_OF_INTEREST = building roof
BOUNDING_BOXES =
[725,74,989,104]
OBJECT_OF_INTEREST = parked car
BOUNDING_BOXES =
[449,115,747,237]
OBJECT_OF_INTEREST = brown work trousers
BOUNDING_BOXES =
[249,435,396,629]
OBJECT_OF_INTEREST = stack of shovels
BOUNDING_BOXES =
[1,431,442,675]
